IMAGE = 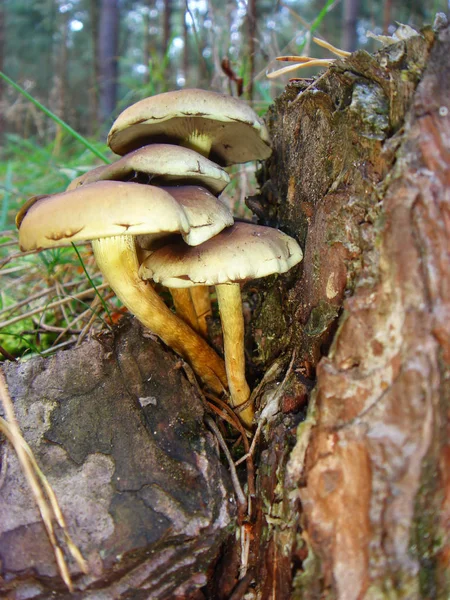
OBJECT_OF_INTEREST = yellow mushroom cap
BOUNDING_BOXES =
[67,144,231,195]
[17,181,190,252]
[107,89,272,166]
[139,222,303,287]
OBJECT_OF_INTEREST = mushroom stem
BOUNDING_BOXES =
[215,283,254,427]
[191,286,212,338]
[170,288,200,334]
[183,132,212,157]
[92,236,228,394]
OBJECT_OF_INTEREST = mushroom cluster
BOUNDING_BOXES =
[16,89,303,427]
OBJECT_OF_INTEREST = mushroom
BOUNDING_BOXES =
[149,185,233,247]
[107,90,272,335]
[188,286,213,338]
[67,144,230,196]
[16,181,228,394]
[137,184,234,334]
[66,143,235,335]
[138,223,303,426]
[107,89,272,166]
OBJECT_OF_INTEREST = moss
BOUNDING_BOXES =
[291,541,324,600]
[304,300,339,337]
[251,282,291,364]
[365,580,419,599]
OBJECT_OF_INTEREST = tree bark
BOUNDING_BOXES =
[239,21,450,599]
[98,0,119,125]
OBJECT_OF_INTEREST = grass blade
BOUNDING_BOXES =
[0,164,12,230]
[0,71,110,164]
[71,244,112,325]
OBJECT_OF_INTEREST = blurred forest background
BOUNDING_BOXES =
[0,0,446,360]
[1,0,445,142]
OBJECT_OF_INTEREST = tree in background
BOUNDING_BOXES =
[342,0,360,51]
[0,0,446,141]
[98,0,119,126]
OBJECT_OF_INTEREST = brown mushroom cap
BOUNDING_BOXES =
[107,89,272,166]
[139,222,303,286]
[17,181,190,251]
[16,184,230,397]
[137,185,233,248]
[66,144,231,195]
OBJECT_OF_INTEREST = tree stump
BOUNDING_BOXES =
[0,318,235,598]
[244,19,450,600]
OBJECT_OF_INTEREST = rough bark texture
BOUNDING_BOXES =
[245,20,450,600]
[0,318,235,598]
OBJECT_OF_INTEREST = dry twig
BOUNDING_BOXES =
[0,370,88,590]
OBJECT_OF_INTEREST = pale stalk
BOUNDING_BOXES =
[179,133,215,340]
[267,59,334,79]
[170,288,200,334]
[92,236,227,394]
[215,283,254,427]
[191,286,212,337]
[312,36,351,58]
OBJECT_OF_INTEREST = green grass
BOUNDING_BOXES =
[0,74,116,359]
[0,72,111,164]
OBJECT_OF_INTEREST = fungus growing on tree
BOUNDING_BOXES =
[16,181,228,394]
[106,89,273,336]
[139,222,303,426]
[66,142,236,335]
[107,88,272,165]
[136,184,234,333]
[67,143,231,195]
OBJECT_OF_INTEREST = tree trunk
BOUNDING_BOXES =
[143,1,152,85]
[162,0,172,58]
[383,0,393,34]
[57,7,69,125]
[342,0,360,52]
[89,0,100,135]
[98,0,119,125]
[183,4,189,84]
[246,0,257,100]
[239,21,449,599]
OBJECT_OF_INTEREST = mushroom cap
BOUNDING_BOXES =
[139,222,303,287]
[107,89,272,166]
[66,144,231,195]
[17,181,190,252]
[137,185,234,248]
